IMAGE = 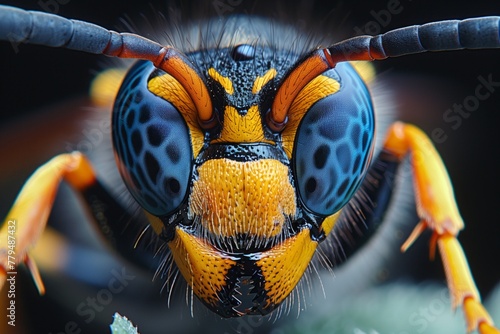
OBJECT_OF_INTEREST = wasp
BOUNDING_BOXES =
[0,1,499,333]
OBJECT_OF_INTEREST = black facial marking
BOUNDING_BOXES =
[147,124,164,147]
[144,151,160,183]
[131,130,143,155]
[337,179,349,197]
[313,144,330,169]
[306,177,317,194]
[166,144,181,164]
[126,109,135,128]
[139,105,151,123]
[165,177,181,194]
[134,90,143,103]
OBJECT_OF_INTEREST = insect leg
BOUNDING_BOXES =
[0,152,91,294]
[382,122,499,334]
[0,152,156,295]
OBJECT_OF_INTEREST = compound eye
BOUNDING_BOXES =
[112,61,193,216]
[293,63,375,216]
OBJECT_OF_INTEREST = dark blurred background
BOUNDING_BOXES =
[0,0,499,333]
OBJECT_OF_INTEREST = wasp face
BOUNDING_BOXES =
[112,41,375,317]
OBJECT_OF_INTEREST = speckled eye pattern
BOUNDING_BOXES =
[293,63,375,216]
[112,61,193,216]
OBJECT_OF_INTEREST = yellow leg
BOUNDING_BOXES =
[89,68,128,108]
[0,152,96,294]
[383,122,499,334]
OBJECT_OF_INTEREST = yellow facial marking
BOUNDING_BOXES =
[148,74,204,156]
[144,211,164,236]
[252,68,277,94]
[208,67,234,95]
[281,75,340,158]
[190,159,296,238]
[168,228,237,306]
[160,53,214,123]
[213,105,273,144]
[256,229,316,307]
[256,211,340,308]
[322,212,340,236]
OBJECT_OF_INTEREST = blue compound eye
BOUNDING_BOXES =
[112,61,193,216]
[293,63,375,217]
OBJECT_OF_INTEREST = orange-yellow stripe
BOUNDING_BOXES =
[252,68,277,94]
[208,67,234,95]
